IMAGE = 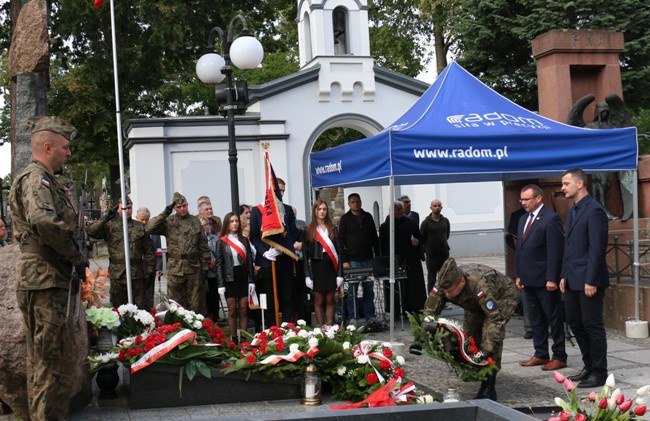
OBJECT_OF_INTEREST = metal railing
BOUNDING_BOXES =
[607,236,650,284]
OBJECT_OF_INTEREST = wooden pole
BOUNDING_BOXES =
[272,260,280,327]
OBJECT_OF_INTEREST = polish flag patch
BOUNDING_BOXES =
[476,290,485,298]
[41,178,50,187]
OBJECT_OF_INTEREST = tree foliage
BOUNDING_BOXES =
[451,0,650,112]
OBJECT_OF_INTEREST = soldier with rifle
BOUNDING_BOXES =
[9,116,87,420]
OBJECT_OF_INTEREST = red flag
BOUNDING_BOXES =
[94,0,105,8]
[259,151,298,260]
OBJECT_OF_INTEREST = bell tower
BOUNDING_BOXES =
[296,0,375,102]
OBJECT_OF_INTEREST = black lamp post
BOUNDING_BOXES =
[196,15,264,214]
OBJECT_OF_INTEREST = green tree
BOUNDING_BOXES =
[452,0,650,112]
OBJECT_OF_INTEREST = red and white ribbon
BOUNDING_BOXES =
[352,341,395,383]
[437,318,489,366]
[390,379,416,403]
[130,329,196,374]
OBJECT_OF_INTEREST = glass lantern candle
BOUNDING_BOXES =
[301,364,322,405]
[443,387,460,402]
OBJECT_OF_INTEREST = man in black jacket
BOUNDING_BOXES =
[420,199,450,293]
[338,193,379,321]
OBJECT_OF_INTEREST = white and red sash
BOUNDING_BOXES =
[313,226,339,272]
[220,235,248,268]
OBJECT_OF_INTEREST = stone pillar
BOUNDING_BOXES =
[531,29,624,122]
[14,72,47,173]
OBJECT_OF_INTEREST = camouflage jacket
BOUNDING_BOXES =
[9,160,82,290]
[87,217,155,281]
[146,211,210,276]
[424,263,517,351]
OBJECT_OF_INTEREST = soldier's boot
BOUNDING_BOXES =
[475,373,497,401]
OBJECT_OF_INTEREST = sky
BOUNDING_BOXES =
[0,66,438,180]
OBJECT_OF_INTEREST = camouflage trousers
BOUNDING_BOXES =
[16,288,78,421]
[463,299,517,369]
[110,277,146,310]
[168,273,202,313]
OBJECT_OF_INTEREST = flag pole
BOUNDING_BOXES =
[272,260,280,327]
[108,0,133,303]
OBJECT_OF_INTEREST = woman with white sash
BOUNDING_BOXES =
[216,212,255,342]
[304,200,344,325]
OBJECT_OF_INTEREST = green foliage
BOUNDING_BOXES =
[313,128,365,153]
[633,109,650,155]
[452,0,650,111]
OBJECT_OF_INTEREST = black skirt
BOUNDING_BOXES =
[312,254,337,292]
[225,265,248,299]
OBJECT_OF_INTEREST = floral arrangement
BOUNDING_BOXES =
[551,371,649,421]
[115,303,156,338]
[81,267,109,309]
[328,340,407,402]
[223,321,362,384]
[85,306,121,330]
[407,313,496,382]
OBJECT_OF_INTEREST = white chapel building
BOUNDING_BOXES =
[125,0,504,256]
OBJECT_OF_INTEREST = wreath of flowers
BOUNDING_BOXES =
[222,320,362,383]
[407,313,497,382]
[328,340,406,402]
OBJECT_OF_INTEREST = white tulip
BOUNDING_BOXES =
[637,385,650,396]
[555,397,566,407]
[607,398,616,411]
[635,396,647,405]
[605,373,616,388]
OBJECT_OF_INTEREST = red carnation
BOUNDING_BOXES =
[260,341,268,354]
[246,355,256,364]
[487,357,495,364]
[135,335,143,345]
[276,338,284,352]
[394,368,405,378]
[366,373,379,385]
[118,349,126,361]
[382,348,393,358]
[380,360,391,370]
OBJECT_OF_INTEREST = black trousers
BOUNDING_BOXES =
[525,286,566,361]
[564,287,607,375]
[258,264,294,326]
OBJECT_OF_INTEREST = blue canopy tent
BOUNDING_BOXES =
[310,62,639,342]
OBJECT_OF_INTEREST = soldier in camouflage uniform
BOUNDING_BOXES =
[424,257,517,401]
[9,116,85,420]
[146,192,210,312]
[87,198,155,309]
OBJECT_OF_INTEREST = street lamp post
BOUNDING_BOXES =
[196,15,264,214]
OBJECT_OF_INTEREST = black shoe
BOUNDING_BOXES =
[567,367,592,382]
[577,373,607,389]
[475,373,497,401]
[523,332,533,339]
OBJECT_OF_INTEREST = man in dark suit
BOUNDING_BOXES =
[560,168,609,388]
[515,184,566,371]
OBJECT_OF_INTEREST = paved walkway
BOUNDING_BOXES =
[3,254,649,420]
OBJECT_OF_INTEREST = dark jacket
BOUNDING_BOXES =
[562,194,609,290]
[420,213,451,256]
[337,209,378,263]
[303,227,344,279]
[514,205,564,287]
[249,203,298,269]
[216,236,255,288]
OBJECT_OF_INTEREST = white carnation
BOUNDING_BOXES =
[285,331,297,339]
[193,320,203,329]
[325,330,336,339]
[298,330,310,338]
[382,342,393,349]
[290,343,300,353]
[356,355,369,364]
[308,338,319,348]
[281,322,290,327]
[195,314,204,321]
[169,304,178,313]
[396,355,405,365]
[417,394,434,404]
[346,325,356,332]
[337,366,347,376]
[312,328,322,336]
[297,319,307,326]
[342,341,351,350]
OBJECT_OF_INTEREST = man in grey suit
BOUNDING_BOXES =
[515,184,566,371]
[560,168,609,388]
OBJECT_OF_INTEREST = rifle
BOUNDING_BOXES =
[68,170,89,320]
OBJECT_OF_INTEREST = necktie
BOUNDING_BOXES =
[522,213,534,239]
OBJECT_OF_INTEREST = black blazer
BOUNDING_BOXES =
[514,205,564,287]
[562,194,609,290]
[216,237,255,288]
[303,227,344,279]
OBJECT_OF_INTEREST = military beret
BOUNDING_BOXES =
[27,116,78,141]
[172,192,187,205]
[436,257,462,290]
[117,195,132,205]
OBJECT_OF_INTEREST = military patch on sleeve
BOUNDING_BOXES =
[432,287,440,295]
[476,290,485,298]
[41,178,50,187]
[486,300,496,310]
